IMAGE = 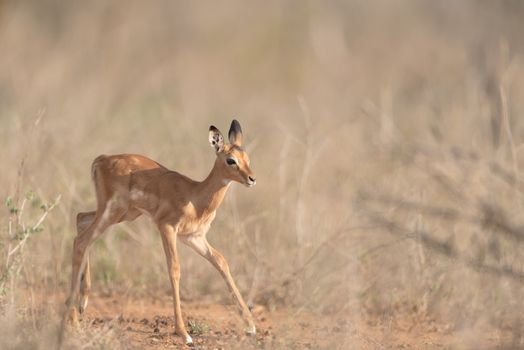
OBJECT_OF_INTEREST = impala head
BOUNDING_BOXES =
[209,120,256,187]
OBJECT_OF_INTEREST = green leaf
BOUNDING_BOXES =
[25,190,35,201]
[31,197,42,209]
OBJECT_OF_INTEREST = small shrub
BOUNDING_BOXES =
[188,319,209,335]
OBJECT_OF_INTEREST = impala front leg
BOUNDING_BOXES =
[183,235,256,335]
[159,224,193,345]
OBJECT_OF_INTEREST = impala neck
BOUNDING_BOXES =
[196,158,231,214]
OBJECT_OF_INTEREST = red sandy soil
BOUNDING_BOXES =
[67,292,515,349]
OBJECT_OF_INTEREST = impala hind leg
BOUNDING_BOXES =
[159,224,193,345]
[68,202,125,323]
[76,211,96,314]
[182,235,256,335]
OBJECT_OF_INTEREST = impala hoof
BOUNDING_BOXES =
[78,296,88,314]
[245,325,256,336]
[185,335,194,346]
[68,308,80,328]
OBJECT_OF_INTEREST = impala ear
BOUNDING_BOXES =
[228,119,243,146]
[209,125,224,152]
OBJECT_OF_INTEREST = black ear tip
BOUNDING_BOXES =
[230,119,242,132]
[209,125,218,132]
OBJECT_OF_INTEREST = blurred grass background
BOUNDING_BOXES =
[2,0,524,348]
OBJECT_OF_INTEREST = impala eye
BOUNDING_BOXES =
[226,158,237,166]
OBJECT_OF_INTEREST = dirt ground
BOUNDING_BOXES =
[63,292,515,350]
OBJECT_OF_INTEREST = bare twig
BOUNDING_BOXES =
[363,209,524,282]
[499,83,522,208]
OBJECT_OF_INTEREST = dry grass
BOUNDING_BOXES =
[2,0,524,348]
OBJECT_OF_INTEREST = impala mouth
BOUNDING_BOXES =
[245,175,256,187]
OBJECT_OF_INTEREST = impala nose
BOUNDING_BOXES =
[248,175,256,186]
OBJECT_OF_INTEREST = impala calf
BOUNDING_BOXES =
[67,120,257,345]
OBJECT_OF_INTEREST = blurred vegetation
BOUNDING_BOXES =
[1,0,524,348]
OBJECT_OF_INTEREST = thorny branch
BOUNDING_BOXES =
[359,198,524,283]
